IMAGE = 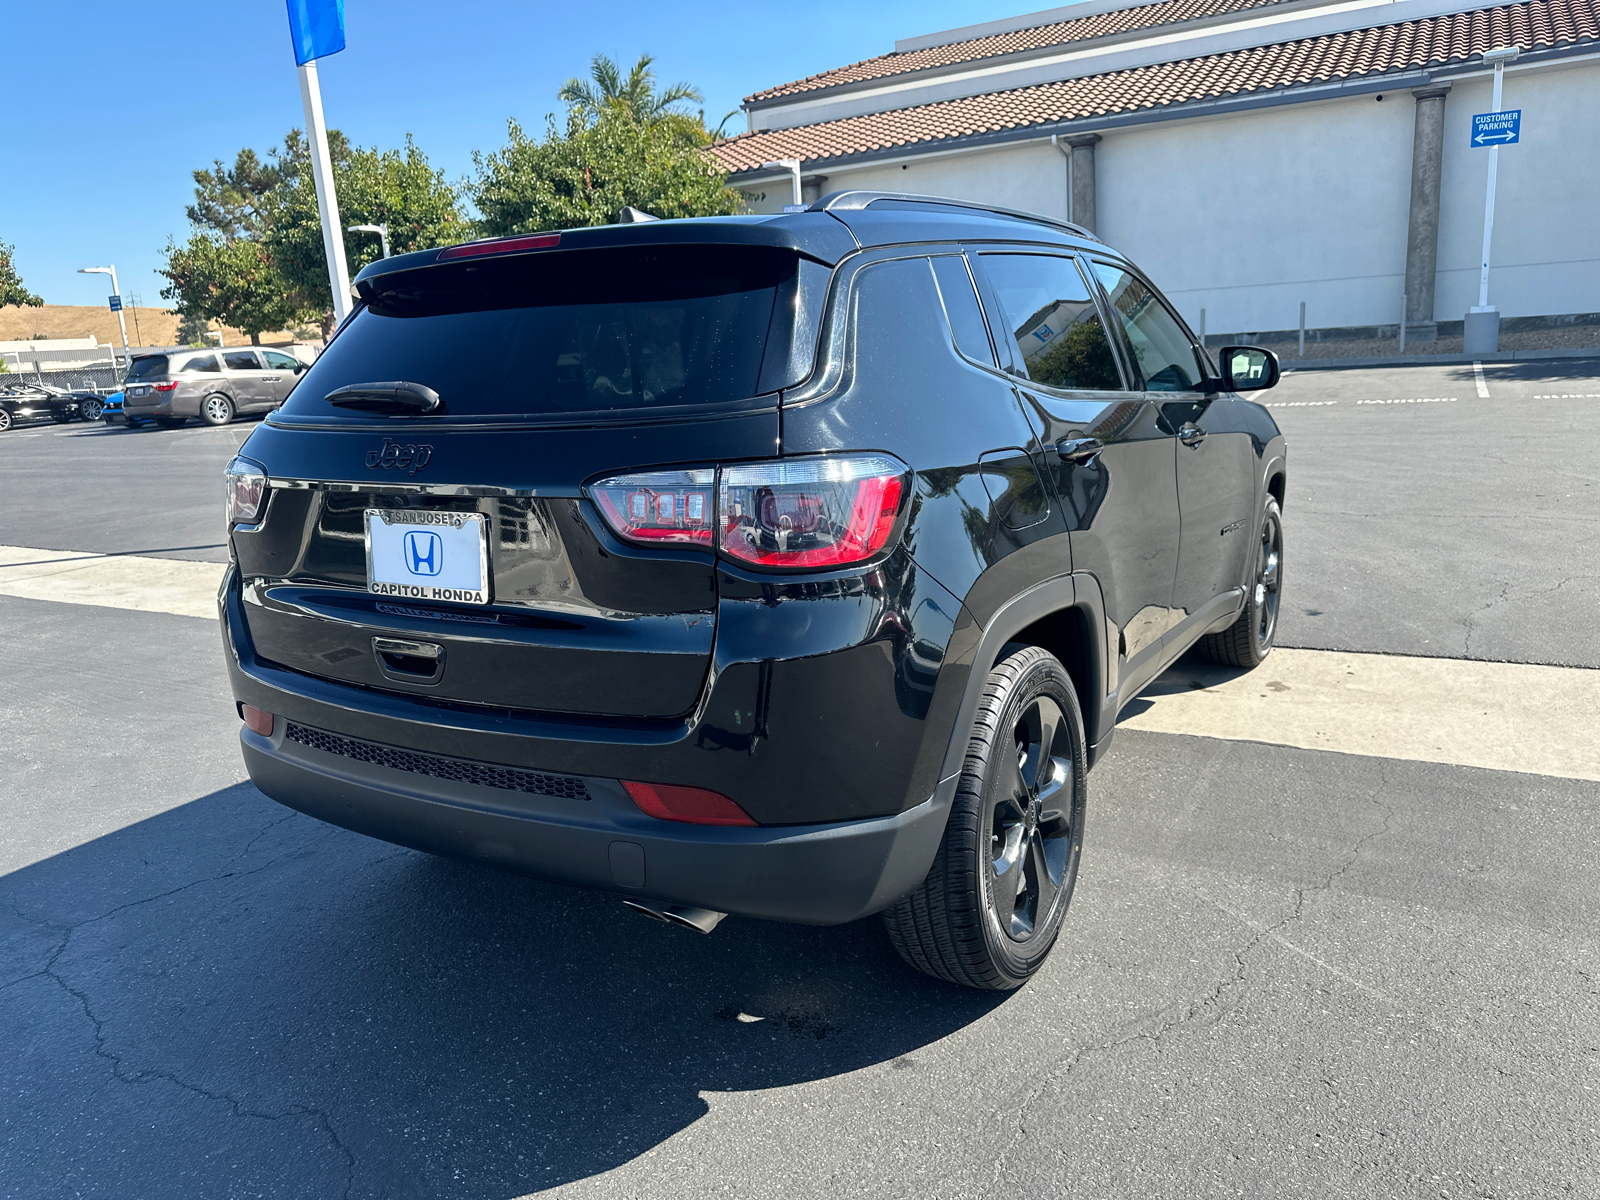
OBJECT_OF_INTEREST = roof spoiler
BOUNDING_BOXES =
[808,190,1100,242]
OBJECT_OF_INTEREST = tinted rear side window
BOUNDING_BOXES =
[125,356,168,381]
[183,354,221,373]
[981,254,1123,391]
[284,244,794,422]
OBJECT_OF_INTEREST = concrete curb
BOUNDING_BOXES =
[1281,347,1600,372]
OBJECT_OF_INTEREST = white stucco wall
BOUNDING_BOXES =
[1433,58,1600,323]
[734,55,1600,333]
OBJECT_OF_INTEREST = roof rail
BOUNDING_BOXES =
[808,191,1100,242]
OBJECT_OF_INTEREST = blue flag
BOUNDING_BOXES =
[286,0,346,66]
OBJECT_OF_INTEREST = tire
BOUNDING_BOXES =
[0,408,11,432]
[884,645,1088,990]
[1200,496,1283,669]
[78,398,104,421]
[152,416,187,429]
[199,393,235,426]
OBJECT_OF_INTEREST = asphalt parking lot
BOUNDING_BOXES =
[2,361,1597,1199]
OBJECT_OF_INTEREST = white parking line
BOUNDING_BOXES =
[1122,648,1600,783]
[1532,392,1600,398]
[1264,400,1338,408]
[1473,361,1490,398]
[1355,397,1458,405]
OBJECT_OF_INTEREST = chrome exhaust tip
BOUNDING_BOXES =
[622,899,727,934]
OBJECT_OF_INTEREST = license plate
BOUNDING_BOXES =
[130,386,148,397]
[365,510,490,605]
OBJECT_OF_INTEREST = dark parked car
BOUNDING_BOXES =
[220,194,1286,989]
[122,347,306,427]
[0,382,105,429]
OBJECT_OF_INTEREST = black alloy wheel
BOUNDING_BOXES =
[1200,496,1283,668]
[200,393,235,426]
[0,408,11,432]
[885,645,1088,990]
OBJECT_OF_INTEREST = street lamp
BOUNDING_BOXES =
[349,223,390,259]
[761,159,804,209]
[206,329,225,350]
[78,265,130,372]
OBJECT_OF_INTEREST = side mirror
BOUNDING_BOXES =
[1220,346,1280,392]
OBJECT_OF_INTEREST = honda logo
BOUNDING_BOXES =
[404,530,443,577]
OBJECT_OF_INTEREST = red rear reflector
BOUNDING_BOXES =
[437,233,560,261]
[623,781,756,827]
[240,704,274,736]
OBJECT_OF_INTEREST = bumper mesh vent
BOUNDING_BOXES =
[284,723,590,801]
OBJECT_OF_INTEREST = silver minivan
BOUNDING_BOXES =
[121,348,306,427]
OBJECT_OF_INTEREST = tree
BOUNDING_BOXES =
[559,53,702,123]
[1,241,43,308]
[175,311,214,346]
[263,131,467,336]
[161,130,465,340]
[159,233,301,345]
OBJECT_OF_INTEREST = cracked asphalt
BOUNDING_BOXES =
[3,362,1598,1199]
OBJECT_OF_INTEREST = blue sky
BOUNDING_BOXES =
[6,0,1029,308]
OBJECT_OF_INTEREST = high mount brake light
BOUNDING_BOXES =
[437,233,561,261]
[588,469,716,546]
[224,455,268,525]
[719,455,908,569]
[622,780,756,826]
[588,456,911,569]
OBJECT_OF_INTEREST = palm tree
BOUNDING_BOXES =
[559,53,703,122]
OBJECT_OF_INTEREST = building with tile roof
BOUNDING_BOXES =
[712,0,1600,340]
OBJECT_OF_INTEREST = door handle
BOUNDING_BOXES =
[1056,437,1104,462]
[1179,426,1206,447]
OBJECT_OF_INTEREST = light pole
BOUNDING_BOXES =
[349,223,390,259]
[206,329,225,351]
[1467,45,1520,355]
[762,159,804,209]
[78,265,130,372]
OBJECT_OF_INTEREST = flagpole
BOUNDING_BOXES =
[297,57,352,326]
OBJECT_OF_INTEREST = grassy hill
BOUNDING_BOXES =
[0,304,301,347]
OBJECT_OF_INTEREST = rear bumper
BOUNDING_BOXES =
[240,720,949,925]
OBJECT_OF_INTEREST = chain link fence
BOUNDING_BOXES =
[0,363,124,392]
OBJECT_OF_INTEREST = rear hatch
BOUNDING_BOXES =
[231,234,828,720]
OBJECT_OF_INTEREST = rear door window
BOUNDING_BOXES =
[283,244,795,423]
[261,350,302,371]
[979,254,1124,391]
[1089,262,1208,392]
[183,353,222,373]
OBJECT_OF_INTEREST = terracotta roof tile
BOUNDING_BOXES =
[716,0,1597,172]
[746,0,1296,102]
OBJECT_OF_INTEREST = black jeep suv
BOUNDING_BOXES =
[220,193,1286,990]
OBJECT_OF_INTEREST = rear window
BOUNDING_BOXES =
[181,353,221,373]
[282,244,795,422]
[125,356,168,381]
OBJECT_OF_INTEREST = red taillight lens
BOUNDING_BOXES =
[437,233,560,261]
[623,780,756,826]
[719,455,908,569]
[588,469,715,546]
[153,381,179,392]
[224,456,268,525]
[240,704,274,736]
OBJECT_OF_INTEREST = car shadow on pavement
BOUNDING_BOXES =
[2,781,1003,1197]
[1116,648,1258,722]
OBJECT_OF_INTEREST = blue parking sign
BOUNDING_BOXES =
[107,294,122,312]
[1471,110,1521,147]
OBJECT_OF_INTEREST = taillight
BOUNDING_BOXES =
[224,455,268,525]
[153,381,179,392]
[622,780,756,826]
[719,455,908,569]
[588,469,715,546]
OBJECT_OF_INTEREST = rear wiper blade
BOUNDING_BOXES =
[325,381,443,415]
